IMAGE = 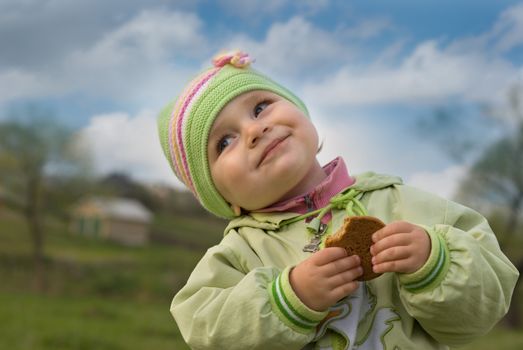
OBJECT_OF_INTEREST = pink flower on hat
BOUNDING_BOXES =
[212,50,253,68]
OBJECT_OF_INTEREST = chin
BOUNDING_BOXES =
[271,179,304,203]
[242,196,278,211]
[274,156,310,178]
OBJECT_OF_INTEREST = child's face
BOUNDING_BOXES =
[207,90,320,211]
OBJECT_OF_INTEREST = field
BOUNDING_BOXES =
[0,210,521,350]
[0,292,185,350]
[0,210,224,350]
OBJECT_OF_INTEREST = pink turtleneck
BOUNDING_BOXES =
[255,157,355,223]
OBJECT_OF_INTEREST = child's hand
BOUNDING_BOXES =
[370,221,430,274]
[289,247,363,311]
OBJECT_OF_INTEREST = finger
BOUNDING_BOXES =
[327,266,363,288]
[370,233,411,256]
[312,247,347,266]
[321,255,361,276]
[372,246,411,266]
[373,258,413,274]
[330,281,360,301]
[372,221,414,243]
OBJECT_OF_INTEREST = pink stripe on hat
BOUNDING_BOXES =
[168,86,194,186]
[169,67,220,195]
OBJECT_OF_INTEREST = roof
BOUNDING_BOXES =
[78,197,153,223]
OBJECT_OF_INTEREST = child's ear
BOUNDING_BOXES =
[231,204,242,216]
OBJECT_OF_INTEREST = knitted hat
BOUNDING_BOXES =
[157,51,309,218]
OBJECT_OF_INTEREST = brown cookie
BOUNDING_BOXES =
[325,216,385,281]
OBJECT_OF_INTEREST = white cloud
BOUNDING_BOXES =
[0,69,45,102]
[217,0,286,17]
[490,3,523,53]
[343,18,392,40]
[302,40,517,108]
[407,165,467,200]
[0,9,207,107]
[216,8,520,111]
[297,4,523,110]
[71,9,206,65]
[78,110,182,187]
[310,108,452,182]
[296,0,330,15]
[314,115,391,174]
[217,0,330,17]
[64,10,207,102]
[226,16,353,78]
[6,4,518,113]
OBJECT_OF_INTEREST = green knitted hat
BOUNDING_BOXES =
[157,51,309,218]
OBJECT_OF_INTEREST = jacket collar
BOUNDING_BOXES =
[254,157,354,215]
[224,168,403,236]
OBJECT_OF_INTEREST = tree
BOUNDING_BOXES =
[454,85,523,328]
[420,84,523,328]
[0,106,91,291]
[98,172,160,211]
[456,124,523,238]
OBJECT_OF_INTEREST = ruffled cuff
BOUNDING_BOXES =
[268,266,328,334]
[398,226,450,293]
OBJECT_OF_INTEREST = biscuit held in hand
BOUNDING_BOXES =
[325,216,385,281]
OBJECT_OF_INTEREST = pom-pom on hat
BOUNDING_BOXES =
[157,50,308,218]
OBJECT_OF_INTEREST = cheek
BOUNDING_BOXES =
[306,124,319,146]
[296,119,319,151]
[284,108,317,140]
[210,157,248,198]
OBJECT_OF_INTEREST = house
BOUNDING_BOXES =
[71,197,153,246]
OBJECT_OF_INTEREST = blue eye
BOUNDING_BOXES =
[217,135,233,154]
[254,101,269,117]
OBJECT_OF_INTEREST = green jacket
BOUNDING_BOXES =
[171,172,519,350]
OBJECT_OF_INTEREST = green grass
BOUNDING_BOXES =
[0,292,521,350]
[453,327,523,350]
[0,291,190,350]
[0,211,203,349]
[0,213,205,299]
[1,210,522,350]
[152,212,225,248]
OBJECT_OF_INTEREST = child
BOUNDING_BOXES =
[157,51,519,350]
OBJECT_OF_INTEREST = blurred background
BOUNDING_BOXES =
[1,1,522,349]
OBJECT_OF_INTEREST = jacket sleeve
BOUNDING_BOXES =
[170,229,326,350]
[394,186,519,347]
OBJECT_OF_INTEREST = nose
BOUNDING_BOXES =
[245,121,270,148]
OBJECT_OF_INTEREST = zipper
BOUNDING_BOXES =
[304,194,314,212]
[304,194,315,223]
[303,193,327,252]
[302,222,328,253]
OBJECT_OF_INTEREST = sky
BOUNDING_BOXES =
[1,0,523,199]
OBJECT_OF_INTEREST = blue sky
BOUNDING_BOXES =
[1,0,522,199]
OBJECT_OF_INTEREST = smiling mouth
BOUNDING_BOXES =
[257,135,289,167]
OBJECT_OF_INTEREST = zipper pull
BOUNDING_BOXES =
[303,223,328,253]
[304,195,314,212]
